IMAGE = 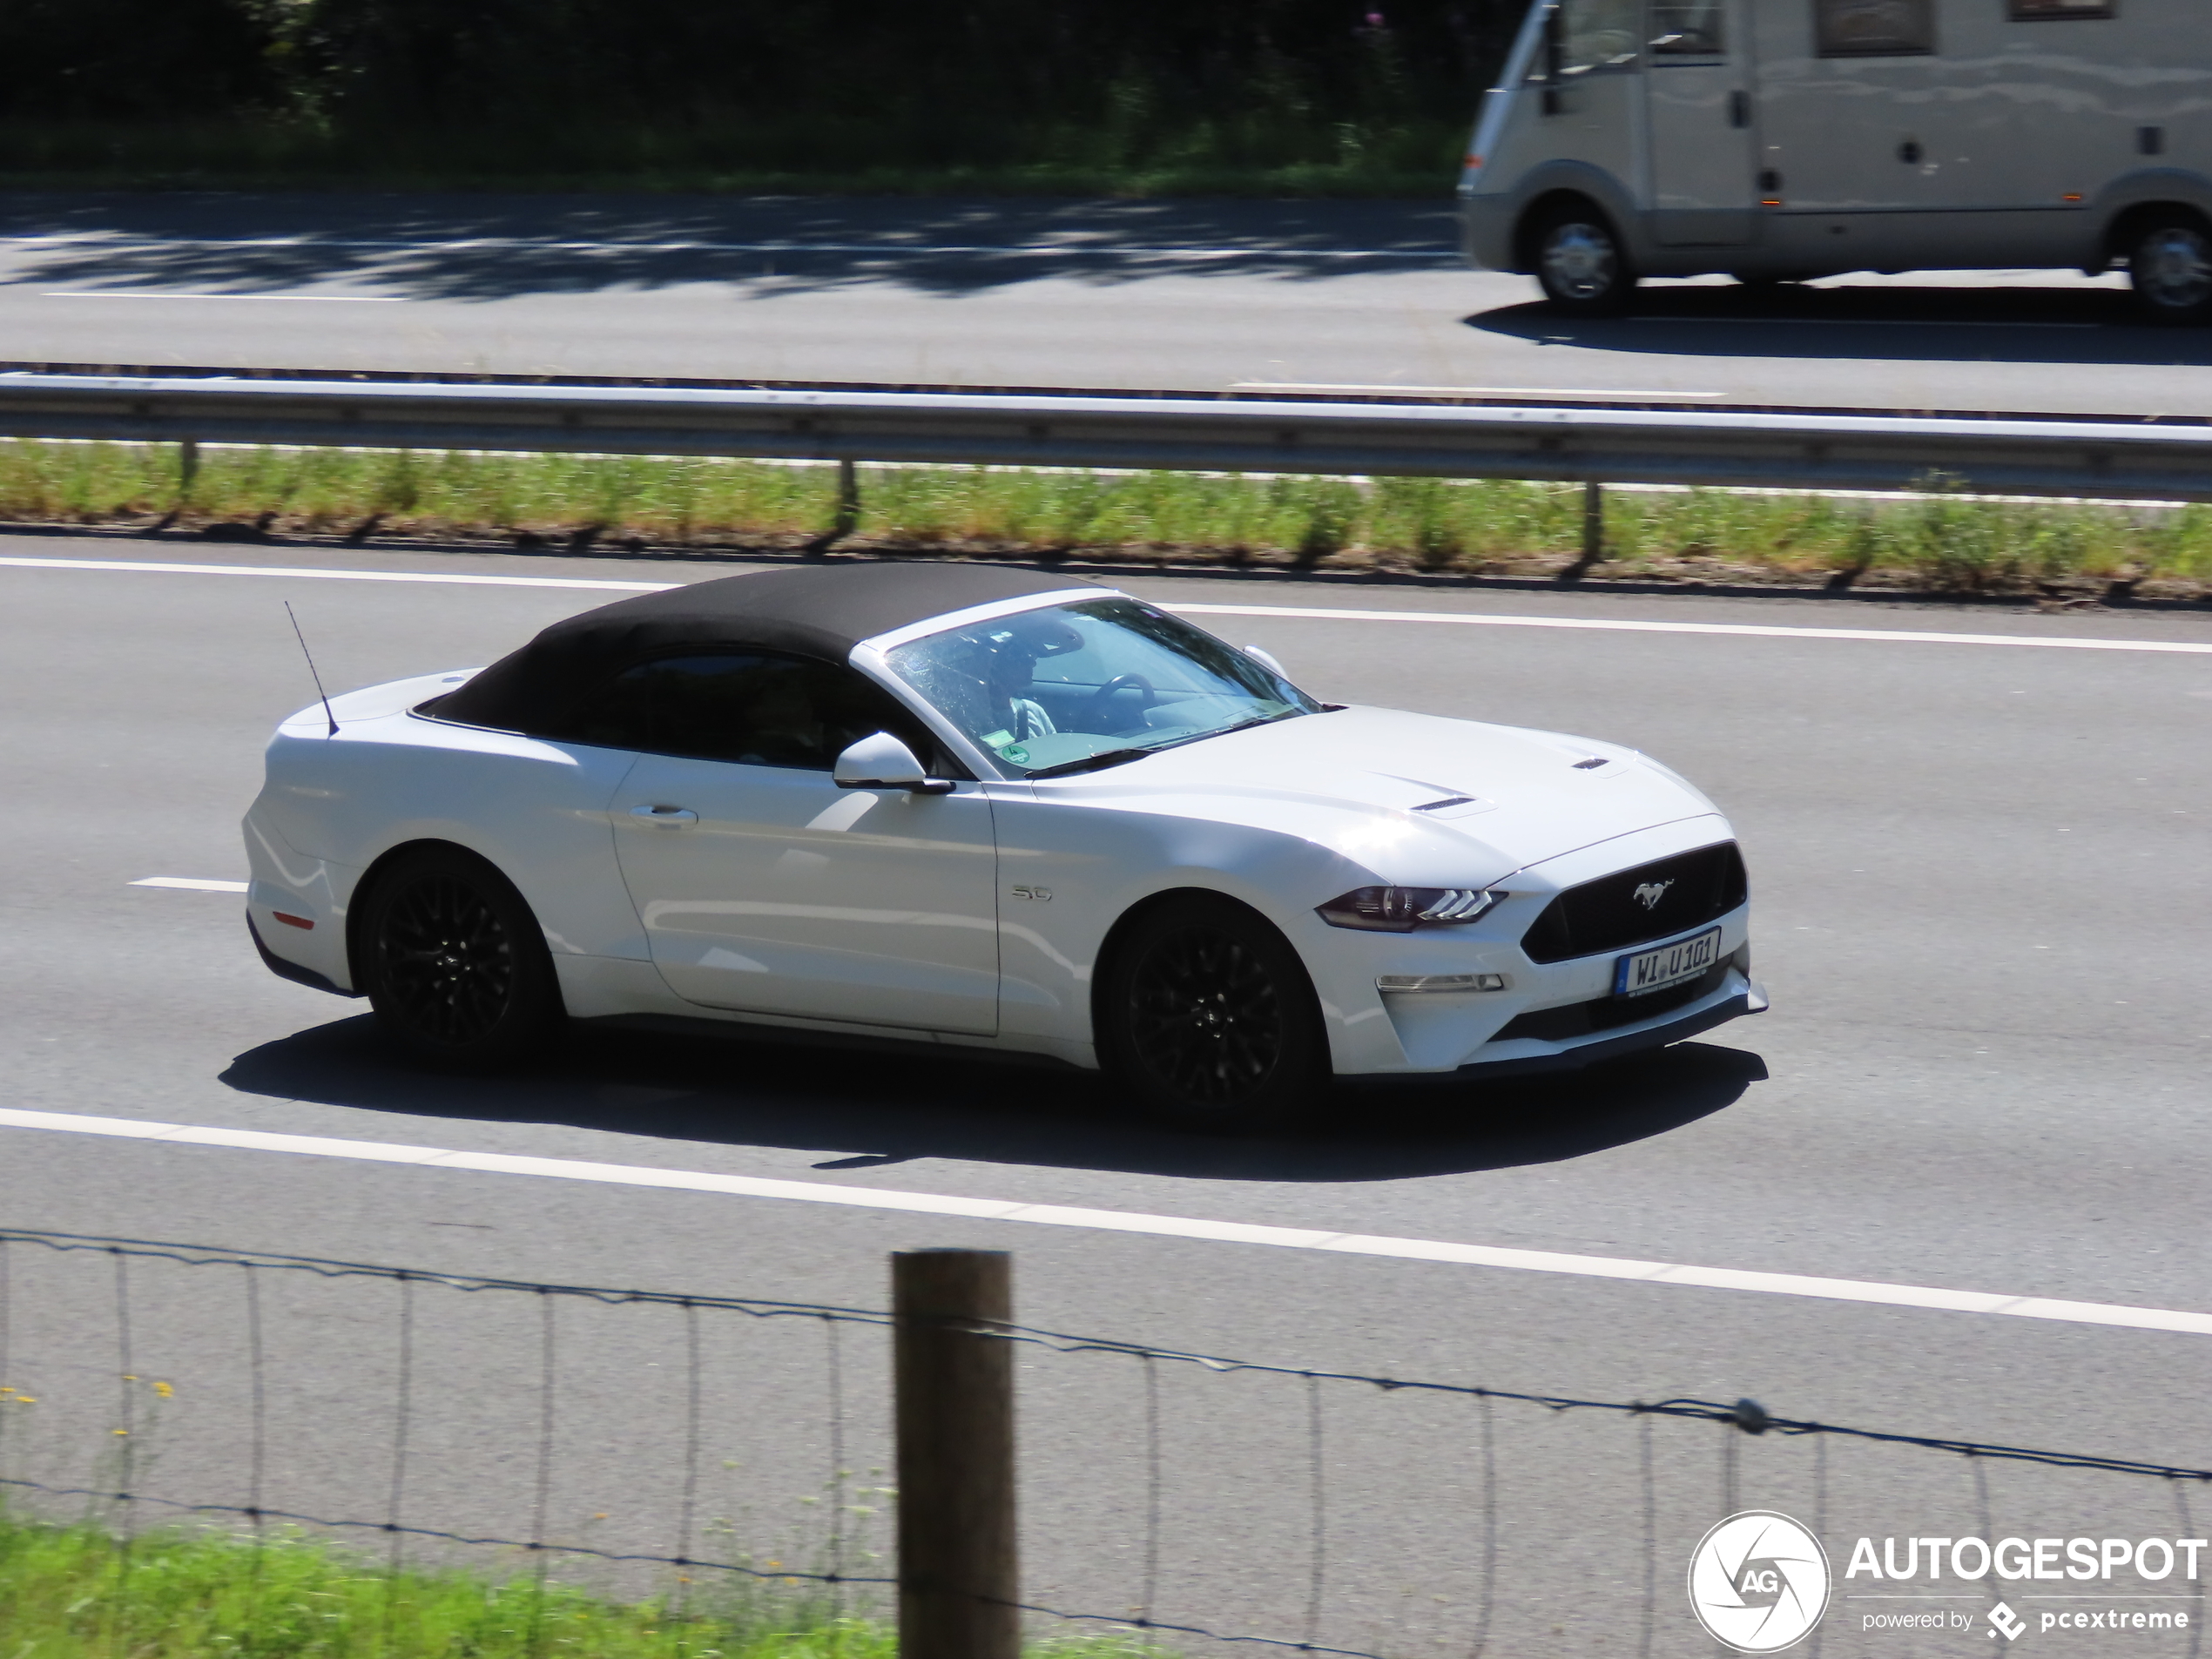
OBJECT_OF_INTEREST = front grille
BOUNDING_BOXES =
[1519,841,1747,965]
[1487,961,1732,1044]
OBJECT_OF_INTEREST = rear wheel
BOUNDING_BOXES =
[2128,213,2212,324]
[359,846,566,1069]
[1532,203,1637,316]
[1097,895,1327,1132]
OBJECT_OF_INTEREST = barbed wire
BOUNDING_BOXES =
[7,1224,2205,1484]
[0,1226,894,1326]
[983,1323,2212,1484]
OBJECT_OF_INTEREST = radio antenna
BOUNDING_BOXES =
[284,601,339,736]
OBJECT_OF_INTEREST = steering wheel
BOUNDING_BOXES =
[1082,673,1156,730]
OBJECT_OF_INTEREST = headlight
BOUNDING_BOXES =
[1316,887,1507,932]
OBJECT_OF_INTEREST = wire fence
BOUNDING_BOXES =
[2,1224,2208,1657]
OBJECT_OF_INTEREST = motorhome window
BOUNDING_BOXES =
[2009,0,2114,16]
[1650,2,1726,55]
[1815,0,1936,55]
[1554,0,1642,74]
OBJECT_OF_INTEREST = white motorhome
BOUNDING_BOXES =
[1457,0,2212,320]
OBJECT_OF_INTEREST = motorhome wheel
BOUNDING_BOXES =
[2129,216,2212,325]
[1533,206,1637,315]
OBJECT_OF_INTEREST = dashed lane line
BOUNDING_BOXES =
[1171,602,2212,655]
[130,876,247,892]
[0,556,668,591]
[6,554,2212,655]
[1,1106,2206,1338]
[43,292,405,303]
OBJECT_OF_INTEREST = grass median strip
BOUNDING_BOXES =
[0,1512,1161,1657]
[6,441,2212,601]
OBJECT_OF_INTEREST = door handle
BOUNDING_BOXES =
[630,805,698,826]
[1729,90,1750,129]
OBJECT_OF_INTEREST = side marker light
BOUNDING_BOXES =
[1378,973,1507,994]
[273,912,315,930]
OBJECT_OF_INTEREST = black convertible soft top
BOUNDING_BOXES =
[433,563,1096,733]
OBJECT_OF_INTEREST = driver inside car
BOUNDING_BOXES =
[942,614,1088,755]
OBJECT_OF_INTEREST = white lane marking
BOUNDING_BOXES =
[7,554,2212,657]
[43,292,403,303]
[130,877,248,893]
[1232,382,1728,400]
[7,233,1460,262]
[0,556,667,592]
[1,1105,2207,1337]
[1175,602,2212,657]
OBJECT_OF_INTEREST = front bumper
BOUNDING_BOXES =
[1457,190,1522,273]
[1453,975,1766,1079]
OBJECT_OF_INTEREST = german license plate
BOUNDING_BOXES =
[1615,926,1723,997]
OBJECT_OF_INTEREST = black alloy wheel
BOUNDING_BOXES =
[361,848,565,1069]
[1099,896,1326,1131]
[2128,214,2212,325]
[1532,203,1638,316]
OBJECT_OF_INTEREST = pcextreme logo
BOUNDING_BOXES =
[1689,1512,1832,1653]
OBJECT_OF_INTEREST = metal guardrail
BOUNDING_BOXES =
[3,369,2212,502]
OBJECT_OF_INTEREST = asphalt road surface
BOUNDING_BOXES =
[8,192,2212,420]
[3,534,2210,1656]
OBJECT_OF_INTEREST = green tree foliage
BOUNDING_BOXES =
[1,0,1527,179]
[0,0,286,118]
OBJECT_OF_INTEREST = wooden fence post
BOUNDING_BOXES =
[1581,478,1605,563]
[834,457,861,536]
[894,1248,1020,1659]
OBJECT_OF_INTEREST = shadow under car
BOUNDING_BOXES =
[219,1013,1769,1184]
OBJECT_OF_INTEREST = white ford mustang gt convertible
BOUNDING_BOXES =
[245,563,1763,1126]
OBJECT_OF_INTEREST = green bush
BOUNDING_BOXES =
[0,441,2192,593]
[0,1,1516,192]
[0,1510,1164,1659]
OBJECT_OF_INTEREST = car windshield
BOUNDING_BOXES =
[885,597,1320,777]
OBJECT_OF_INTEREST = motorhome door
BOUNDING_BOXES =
[1645,0,1758,246]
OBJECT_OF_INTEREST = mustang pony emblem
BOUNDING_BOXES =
[1632,880,1674,910]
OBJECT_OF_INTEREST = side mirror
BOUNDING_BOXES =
[833,731,954,793]
[1243,644,1290,680]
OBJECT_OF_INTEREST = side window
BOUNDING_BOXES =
[1815,0,1936,55]
[1547,0,1644,76]
[569,651,946,772]
[2009,0,2113,16]
[1650,1,1726,57]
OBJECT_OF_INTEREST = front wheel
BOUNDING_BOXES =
[2128,215,2212,324]
[1096,896,1328,1132]
[1532,205,1638,316]
[358,846,566,1069]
